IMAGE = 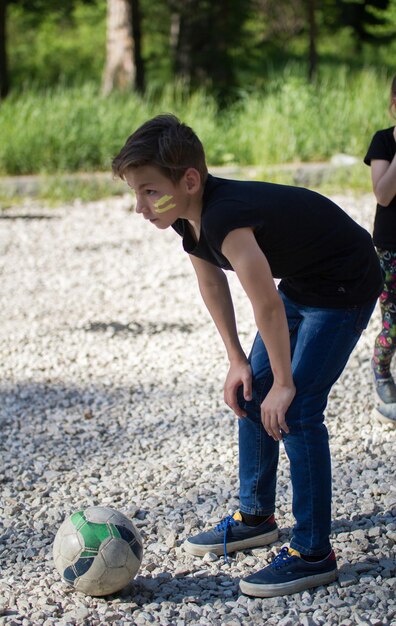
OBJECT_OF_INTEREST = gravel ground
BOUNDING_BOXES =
[0,190,395,626]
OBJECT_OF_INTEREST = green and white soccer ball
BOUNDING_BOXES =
[53,506,143,596]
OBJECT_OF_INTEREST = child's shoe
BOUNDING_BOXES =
[371,361,396,427]
[184,511,278,557]
[239,546,338,598]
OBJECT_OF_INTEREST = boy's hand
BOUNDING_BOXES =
[224,358,252,418]
[261,382,296,441]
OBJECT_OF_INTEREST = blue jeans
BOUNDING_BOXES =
[238,291,376,556]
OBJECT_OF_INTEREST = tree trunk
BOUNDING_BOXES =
[102,0,136,95]
[172,0,194,81]
[171,0,236,101]
[307,0,318,82]
[0,0,9,99]
[131,0,144,93]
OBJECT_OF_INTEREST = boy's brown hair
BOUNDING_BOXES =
[112,114,208,184]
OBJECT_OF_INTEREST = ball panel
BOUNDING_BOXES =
[70,511,86,530]
[59,532,84,561]
[84,506,115,524]
[63,557,95,583]
[79,520,111,550]
[53,530,63,562]
[96,565,133,596]
[124,548,142,579]
[53,517,81,559]
[107,510,136,528]
[74,576,107,596]
[73,552,108,595]
[115,524,143,562]
[101,537,129,568]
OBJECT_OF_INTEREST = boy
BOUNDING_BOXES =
[112,114,382,597]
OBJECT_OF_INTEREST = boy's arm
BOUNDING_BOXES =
[188,254,252,417]
[221,227,295,441]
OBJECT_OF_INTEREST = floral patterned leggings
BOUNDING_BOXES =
[373,248,396,379]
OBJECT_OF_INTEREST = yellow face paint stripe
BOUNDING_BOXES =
[154,194,173,208]
[154,194,176,213]
[155,202,176,213]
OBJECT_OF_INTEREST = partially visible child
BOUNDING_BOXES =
[113,115,383,597]
[364,74,396,427]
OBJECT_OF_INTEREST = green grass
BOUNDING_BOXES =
[0,65,393,180]
[0,82,221,175]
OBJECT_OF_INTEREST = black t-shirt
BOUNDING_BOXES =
[172,175,383,308]
[364,126,396,250]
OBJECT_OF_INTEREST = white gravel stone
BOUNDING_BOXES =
[0,192,395,625]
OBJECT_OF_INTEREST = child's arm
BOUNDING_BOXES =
[371,127,396,206]
[221,227,295,441]
[189,254,252,418]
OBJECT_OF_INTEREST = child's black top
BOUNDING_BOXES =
[364,126,396,250]
[172,175,383,308]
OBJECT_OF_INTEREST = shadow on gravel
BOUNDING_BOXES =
[74,239,142,252]
[0,378,227,480]
[0,381,129,417]
[333,512,390,531]
[0,214,60,220]
[84,320,194,335]
[0,382,161,469]
[125,572,240,605]
[122,561,395,608]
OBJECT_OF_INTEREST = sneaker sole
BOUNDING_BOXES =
[239,568,338,597]
[372,407,396,428]
[184,528,279,557]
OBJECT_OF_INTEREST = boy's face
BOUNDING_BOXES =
[125,165,193,229]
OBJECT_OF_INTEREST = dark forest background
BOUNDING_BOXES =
[1,0,396,183]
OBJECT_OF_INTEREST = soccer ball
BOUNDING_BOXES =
[53,506,143,596]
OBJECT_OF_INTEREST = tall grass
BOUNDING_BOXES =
[0,66,392,176]
[222,66,391,165]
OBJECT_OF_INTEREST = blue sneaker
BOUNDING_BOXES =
[184,511,278,558]
[239,546,338,597]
